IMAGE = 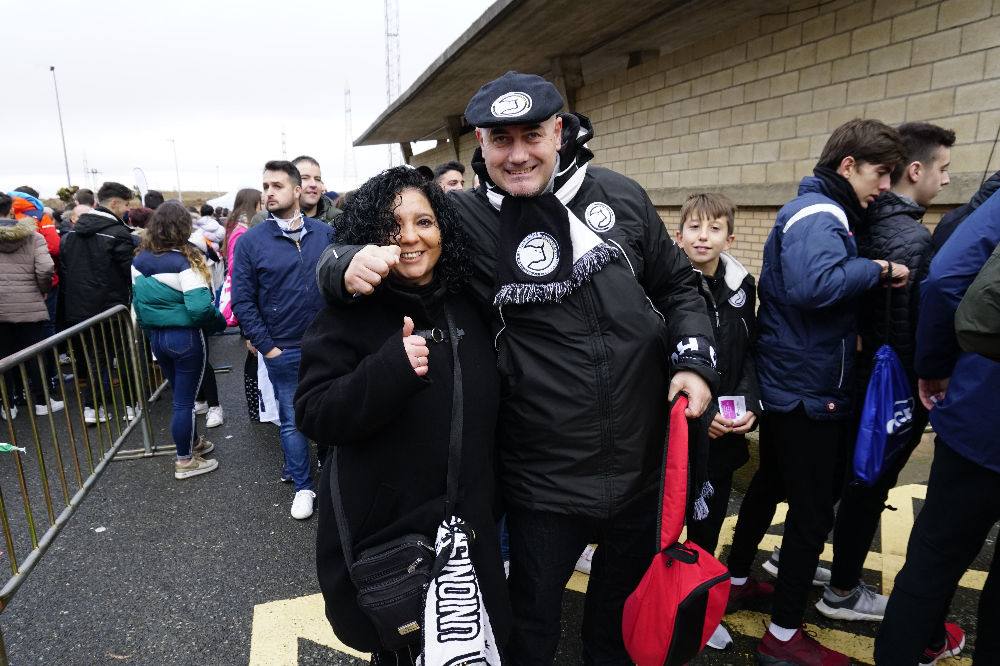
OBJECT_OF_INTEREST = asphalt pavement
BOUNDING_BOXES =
[0,333,992,665]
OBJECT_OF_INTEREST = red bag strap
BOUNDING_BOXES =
[657,395,689,550]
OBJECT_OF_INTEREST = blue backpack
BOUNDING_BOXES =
[853,341,915,486]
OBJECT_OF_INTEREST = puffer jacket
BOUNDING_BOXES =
[855,192,932,390]
[0,218,53,323]
[756,175,882,419]
[193,215,225,245]
[9,191,60,288]
[131,249,226,333]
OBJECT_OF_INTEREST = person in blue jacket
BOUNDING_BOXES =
[231,160,334,520]
[875,189,1000,665]
[728,119,910,665]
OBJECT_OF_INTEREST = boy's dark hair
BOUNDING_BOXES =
[97,182,133,203]
[199,203,215,216]
[679,192,737,235]
[434,161,465,178]
[144,190,164,209]
[263,160,301,186]
[0,193,12,217]
[817,119,906,171]
[14,185,39,198]
[292,155,320,170]
[75,188,96,206]
[891,122,957,184]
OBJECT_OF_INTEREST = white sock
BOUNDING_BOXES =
[731,576,748,586]
[768,623,797,642]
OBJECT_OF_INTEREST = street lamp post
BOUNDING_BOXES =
[49,66,72,187]
[167,138,183,204]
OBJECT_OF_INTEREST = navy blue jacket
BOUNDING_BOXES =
[231,216,333,356]
[916,189,1000,474]
[756,176,881,419]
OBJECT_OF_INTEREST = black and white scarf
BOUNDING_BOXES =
[473,113,620,306]
[419,517,501,666]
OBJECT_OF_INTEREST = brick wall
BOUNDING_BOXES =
[409,0,993,270]
[574,0,1000,202]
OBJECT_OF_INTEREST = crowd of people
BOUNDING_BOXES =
[0,68,997,665]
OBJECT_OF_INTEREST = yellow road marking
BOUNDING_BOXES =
[724,610,971,665]
[250,483,985,663]
[249,593,369,665]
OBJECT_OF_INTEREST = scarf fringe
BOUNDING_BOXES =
[692,480,715,522]
[494,243,621,306]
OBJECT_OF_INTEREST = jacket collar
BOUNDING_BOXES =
[718,253,749,292]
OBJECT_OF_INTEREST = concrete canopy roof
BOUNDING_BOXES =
[355,0,789,147]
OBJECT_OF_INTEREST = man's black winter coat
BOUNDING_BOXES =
[294,281,510,653]
[60,207,136,325]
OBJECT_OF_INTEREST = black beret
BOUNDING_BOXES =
[464,71,564,128]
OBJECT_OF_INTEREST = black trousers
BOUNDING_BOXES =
[875,441,1000,665]
[687,470,735,556]
[0,321,48,404]
[726,407,849,629]
[830,407,929,591]
[196,338,219,407]
[505,494,656,665]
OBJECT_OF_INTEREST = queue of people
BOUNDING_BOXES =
[1,67,996,665]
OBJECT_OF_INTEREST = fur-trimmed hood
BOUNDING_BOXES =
[0,217,37,252]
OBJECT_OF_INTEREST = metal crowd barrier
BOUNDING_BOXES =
[0,305,168,662]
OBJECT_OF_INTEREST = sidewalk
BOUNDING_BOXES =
[1,333,990,664]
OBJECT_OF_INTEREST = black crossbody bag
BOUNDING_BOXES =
[329,306,464,650]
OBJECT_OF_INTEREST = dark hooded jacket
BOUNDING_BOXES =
[60,207,137,325]
[701,253,761,474]
[316,114,718,519]
[931,170,1000,253]
[855,192,932,391]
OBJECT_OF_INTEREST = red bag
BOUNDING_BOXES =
[622,395,731,665]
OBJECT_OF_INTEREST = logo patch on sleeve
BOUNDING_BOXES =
[584,202,616,232]
[728,288,747,308]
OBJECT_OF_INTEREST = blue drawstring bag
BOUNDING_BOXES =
[853,343,914,486]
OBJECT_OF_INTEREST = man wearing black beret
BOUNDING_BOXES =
[316,71,718,664]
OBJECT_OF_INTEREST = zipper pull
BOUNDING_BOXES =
[407,557,423,574]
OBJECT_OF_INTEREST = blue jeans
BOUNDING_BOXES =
[148,328,205,459]
[263,347,312,491]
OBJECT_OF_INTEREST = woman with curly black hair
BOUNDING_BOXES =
[295,167,510,663]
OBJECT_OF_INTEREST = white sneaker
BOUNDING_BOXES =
[0,405,16,421]
[123,406,137,422]
[194,401,209,415]
[763,546,832,587]
[205,406,224,428]
[174,455,219,480]
[35,399,65,416]
[575,544,596,574]
[706,623,733,650]
[83,406,107,425]
[290,489,316,520]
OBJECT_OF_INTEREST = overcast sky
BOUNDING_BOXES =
[2,0,492,199]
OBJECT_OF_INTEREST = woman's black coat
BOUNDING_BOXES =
[294,280,511,653]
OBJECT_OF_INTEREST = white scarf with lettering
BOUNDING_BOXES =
[418,517,501,666]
